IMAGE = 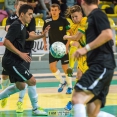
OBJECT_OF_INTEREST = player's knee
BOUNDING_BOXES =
[2,75,9,80]
[27,77,36,86]
[16,84,26,90]
[49,66,56,73]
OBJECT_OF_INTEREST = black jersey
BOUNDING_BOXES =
[3,19,29,62]
[6,14,35,49]
[86,8,116,69]
[43,16,70,46]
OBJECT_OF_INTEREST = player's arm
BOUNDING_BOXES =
[63,31,83,41]
[26,25,50,41]
[42,21,48,50]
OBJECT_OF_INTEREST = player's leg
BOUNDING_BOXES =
[87,100,115,117]
[69,41,79,69]
[61,54,73,94]
[1,69,10,108]
[16,50,31,113]
[49,53,66,92]
[25,76,47,116]
[64,68,83,110]
[72,90,94,117]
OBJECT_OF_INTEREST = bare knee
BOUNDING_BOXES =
[49,64,57,73]
[16,83,26,90]
[26,76,36,86]
[2,75,9,80]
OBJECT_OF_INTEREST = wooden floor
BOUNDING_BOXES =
[0,73,117,117]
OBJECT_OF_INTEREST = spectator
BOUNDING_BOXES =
[4,0,16,16]
[66,0,76,7]
[52,0,59,4]
[58,0,67,17]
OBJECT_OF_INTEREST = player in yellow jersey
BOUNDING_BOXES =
[65,5,88,82]
[63,5,88,110]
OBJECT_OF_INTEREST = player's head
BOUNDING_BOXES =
[81,0,99,15]
[15,0,27,13]
[50,4,61,18]
[19,4,33,24]
[65,5,83,24]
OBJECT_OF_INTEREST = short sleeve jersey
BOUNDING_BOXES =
[70,17,87,47]
[43,16,70,46]
[6,14,36,49]
[4,19,29,61]
[86,8,116,69]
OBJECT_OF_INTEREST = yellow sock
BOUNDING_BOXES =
[69,46,77,68]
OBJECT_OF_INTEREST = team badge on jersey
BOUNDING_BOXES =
[59,26,63,31]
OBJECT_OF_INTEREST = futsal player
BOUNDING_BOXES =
[43,4,73,94]
[1,4,50,116]
[71,0,116,117]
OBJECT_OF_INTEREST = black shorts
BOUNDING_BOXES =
[49,52,69,65]
[74,64,114,108]
[23,49,32,70]
[1,49,31,76]
[2,59,32,83]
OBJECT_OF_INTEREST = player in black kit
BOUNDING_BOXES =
[1,4,50,116]
[71,0,116,117]
[43,4,73,94]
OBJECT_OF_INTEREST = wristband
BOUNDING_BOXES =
[85,44,91,51]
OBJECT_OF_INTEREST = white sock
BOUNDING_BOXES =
[65,74,72,88]
[0,85,20,99]
[18,84,28,102]
[28,85,39,110]
[53,69,64,84]
[1,78,10,90]
[73,104,86,117]
[97,111,115,117]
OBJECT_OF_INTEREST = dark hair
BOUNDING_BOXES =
[19,4,33,16]
[50,3,61,10]
[15,0,27,5]
[84,0,98,5]
[65,5,82,18]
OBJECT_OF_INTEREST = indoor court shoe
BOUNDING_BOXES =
[64,101,73,111]
[58,81,67,92]
[32,107,48,116]
[16,101,23,113]
[67,67,73,77]
[1,98,8,108]
[66,87,72,94]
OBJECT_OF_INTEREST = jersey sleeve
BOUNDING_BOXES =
[27,17,36,32]
[43,21,48,31]
[6,17,12,26]
[78,17,87,34]
[93,11,111,33]
[64,19,70,30]
[5,23,21,42]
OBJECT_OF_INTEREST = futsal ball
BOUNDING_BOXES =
[50,42,66,58]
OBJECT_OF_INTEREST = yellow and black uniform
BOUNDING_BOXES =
[69,17,88,73]
[43,16,70,64]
